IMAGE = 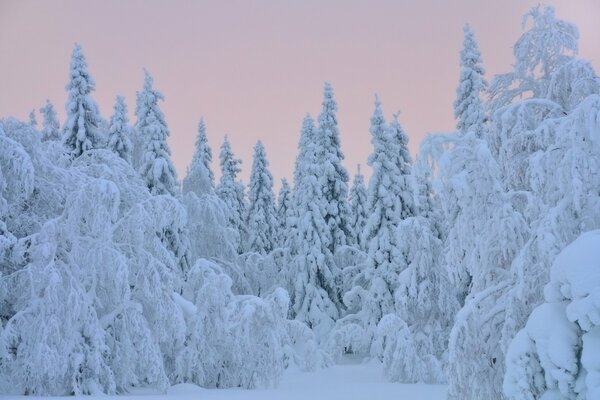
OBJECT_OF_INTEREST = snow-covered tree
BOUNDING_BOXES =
[245,140,277,255]
[191,118,214,188]
[216,136,246,253]
[28,110,37,127]
[107,96,133,163]
[136,71,179,196]
[490,5,579,109]
[454,24,487,137]
[291,115,340,340]
[349,165,368,251]
[276,178,292,248]
[316,82,352,253]
[337,97,416,353]
[62,44,104,158]
[504,231,600,400]
[39,100,60,141]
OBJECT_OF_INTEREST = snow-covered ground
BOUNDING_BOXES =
[4,359,446,400]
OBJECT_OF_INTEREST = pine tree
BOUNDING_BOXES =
[63,44,103,157]
[39,100,60,141]
[216,136,246,253]
[136,70,178,196]
[192,118,214,188]
[454,24,487,137]
[276,178,292,248]
[349,165,368,251]
[316,82,352,253]
[107,96,133,163]
[245,141,277,255]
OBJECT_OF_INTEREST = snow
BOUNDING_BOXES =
[2,360,446,400]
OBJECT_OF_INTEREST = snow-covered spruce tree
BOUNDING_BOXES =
[349,165,368,251]
[182,133,236,263]
[286,114,317,261]
[216,136,246,253]
[28,110,37,127]
[335,97,416,355]
[136,71,179,197]
[39,100,60,141]
[291,115,340,341]
[62,44,104,158]
[276,178,292,248]
[244,141,277,255]
[192,118,214,188]
[503,231,600,400]
[454,24,487,137]
[107,96,133,163]
[316,82,353,251]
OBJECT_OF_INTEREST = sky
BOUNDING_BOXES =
[1,0,599,187]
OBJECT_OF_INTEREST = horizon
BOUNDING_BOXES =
[1,0,599,187]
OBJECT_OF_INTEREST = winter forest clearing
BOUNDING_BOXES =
[1,3,600,400]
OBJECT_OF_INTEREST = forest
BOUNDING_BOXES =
[1,5,599,400]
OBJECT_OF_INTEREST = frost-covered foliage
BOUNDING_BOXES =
[175,259,323,389]
[245,141,277,255]
[342,98,415,347]
[490,5,580,110]
[108,96,133,163]
[316,82,353,251]
[349,165,368,251]
[454,24,487,137]
[39,99,60,141]
[192,118,214,188]
[276,178,292,248]
[62,44,104,157]
[216,136,246,253]
[290,109,341,341]
[183,132,236,262]
[136,71,179,196]
[504,231,600,400]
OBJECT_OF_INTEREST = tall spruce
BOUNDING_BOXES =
[192,118,214,189]
[362,97,414,339]
[245,141,277,255]
[39,100,60,141]
[454,25,487,137]
[316,82,352,252]
[349,165,368,251]
[276,178,292,248]
[63,44,103,157]
[136,71,178,196]
[216,136,246,253]
[108,96,133,163]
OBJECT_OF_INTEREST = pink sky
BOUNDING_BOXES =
[1,1,599,187]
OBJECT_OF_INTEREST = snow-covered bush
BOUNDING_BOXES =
[504,231,600,400]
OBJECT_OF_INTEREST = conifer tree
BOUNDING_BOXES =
[136,71,178,196]
[349,165,368,251]
[361,97,414,339]
[276,178,292,248]
[108,96,133,163]
[316,82,352,253]
[245,140,277,255]
[63,44,103,157]
[454,24,487,137]
[216,136,246,253]
[292,122,340,340]
[192,118,214,188]
[39,100,60,141]
[28,110,37,127]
